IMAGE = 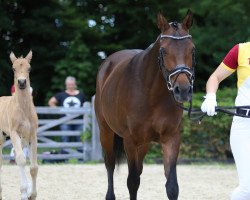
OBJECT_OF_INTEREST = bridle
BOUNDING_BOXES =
[157,34,250,122]
[158,34,195,91]
[158,34,196,116]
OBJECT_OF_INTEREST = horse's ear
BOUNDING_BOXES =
[10,52,17,64]
[25,50,32,63]
[157,12,170,33]
[182,9,193,31]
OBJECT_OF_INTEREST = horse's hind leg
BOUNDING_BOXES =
[28,133,38,200]
[124,138,150,200]
[161,131,181,200]
[0,131,5,199]
[10,131,29,200]
[100,125,116,200]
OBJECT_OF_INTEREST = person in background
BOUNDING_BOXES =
[48,76,85,143]
[201,42,250,200]
[9,84,33,163]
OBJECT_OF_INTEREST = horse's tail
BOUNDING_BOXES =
[113,133,125,165]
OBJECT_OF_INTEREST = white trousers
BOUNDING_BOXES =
[230,117,250,200]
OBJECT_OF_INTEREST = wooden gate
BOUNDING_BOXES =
[3,96,103,162]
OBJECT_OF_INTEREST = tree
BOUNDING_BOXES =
[1,0,249,105]
[0,0,67,105]
[49,0,181,101]
[176,0,250,90]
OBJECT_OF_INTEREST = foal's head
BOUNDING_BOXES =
[157,10,195,103]
[10,51,32,90]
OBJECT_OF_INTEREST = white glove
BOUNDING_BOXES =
[201,93,217,116]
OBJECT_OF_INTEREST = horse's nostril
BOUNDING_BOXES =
[18,79,26,86]
[174,86,180,94]
[188,86,192,94]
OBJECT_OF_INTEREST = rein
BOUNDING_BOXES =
[183,105,250,124]
[158,34,195,117]
[157,35,250,122]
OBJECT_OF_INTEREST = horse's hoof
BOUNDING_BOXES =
[106,191,115,200]
[21,193,28,200]
[106,195,115,200]
[28,194,37,200]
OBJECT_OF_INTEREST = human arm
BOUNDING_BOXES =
[201,64,233,116]
[48,96,58,107]
[206,63,233,93]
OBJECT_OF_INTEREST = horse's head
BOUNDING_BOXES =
[10,51,32,90]
[157,10,195,103]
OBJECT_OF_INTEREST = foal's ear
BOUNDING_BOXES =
[157,13,170,33]
[182,9,193,31]
[25,50,32,63]
[10,52,17,64]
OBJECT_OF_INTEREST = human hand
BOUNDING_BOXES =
[201,93,217,116]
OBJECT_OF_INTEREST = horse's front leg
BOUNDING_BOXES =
[0,132,5,200]
[10,131,29,200]
[124,138,150,200]
[161,131,181,200]
[28,133,38,200]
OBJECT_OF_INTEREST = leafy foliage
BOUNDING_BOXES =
[0,1,249,105]
[0,0,248,162]
[145,87,237,161]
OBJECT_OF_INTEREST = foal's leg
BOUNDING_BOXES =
[161,131,181,200]
[10,131,29,200]
[0,132,5,199]
[100,125,116,200]
[28,133,38,200]
[124,138,150,200]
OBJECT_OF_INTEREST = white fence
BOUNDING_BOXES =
[3,96,103,162]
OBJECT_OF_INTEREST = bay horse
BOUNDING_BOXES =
[0,51,38,200]
[95,10,195,200]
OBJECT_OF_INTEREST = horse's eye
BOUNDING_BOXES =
[12,68,16,72]
[160,47,167,55]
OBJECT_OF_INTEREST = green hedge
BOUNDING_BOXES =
[145,87,237,163]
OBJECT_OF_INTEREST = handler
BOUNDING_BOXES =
[201,42,250,200]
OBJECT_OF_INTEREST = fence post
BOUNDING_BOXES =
[91,96,103,161]
[82,102,92,161]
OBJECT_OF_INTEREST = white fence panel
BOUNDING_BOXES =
[3,98,103,162]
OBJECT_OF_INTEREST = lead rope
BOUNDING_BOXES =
[183,106,250,124]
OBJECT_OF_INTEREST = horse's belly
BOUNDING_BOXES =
[98,69,131,134]
[101,94,127,135]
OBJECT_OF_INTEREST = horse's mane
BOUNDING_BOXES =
[134,21,181,55]
[144,35,161,53]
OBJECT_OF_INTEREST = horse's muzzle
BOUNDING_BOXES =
[18,79,27,89]
[173,84,192,103]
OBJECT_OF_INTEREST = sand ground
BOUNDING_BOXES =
[0,163,237,200]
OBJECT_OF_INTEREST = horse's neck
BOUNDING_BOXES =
[142,40,166,93]
[14,88,33,111]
